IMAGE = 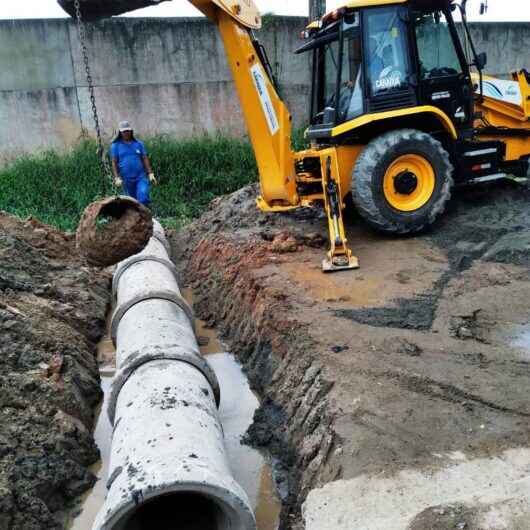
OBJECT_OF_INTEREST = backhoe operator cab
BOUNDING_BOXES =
[301,1,474,138]
[292,0,529,270]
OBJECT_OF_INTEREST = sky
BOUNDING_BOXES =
[0,0,529,21]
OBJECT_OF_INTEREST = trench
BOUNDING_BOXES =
[68,292,281,530]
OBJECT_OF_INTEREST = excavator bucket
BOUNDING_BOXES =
[58,0,261,27]
[57,0,171,20]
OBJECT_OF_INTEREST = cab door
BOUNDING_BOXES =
[413,8,474,129]
[363,6,418,113]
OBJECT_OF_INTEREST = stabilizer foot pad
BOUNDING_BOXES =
[322,255,360,273]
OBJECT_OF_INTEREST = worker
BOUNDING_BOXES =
[110,121,157,206]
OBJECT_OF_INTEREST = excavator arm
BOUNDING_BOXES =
[58,0,358,271]
[210,1,300,210]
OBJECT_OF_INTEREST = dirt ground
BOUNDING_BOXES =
[0,177,527,529]
[171,180,530,529]
[0,213,110,530]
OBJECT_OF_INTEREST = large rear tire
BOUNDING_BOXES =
[351,129,453,234]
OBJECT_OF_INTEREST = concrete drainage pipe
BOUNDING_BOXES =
[93,221,256,530]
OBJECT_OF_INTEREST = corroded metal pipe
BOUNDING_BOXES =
[93,220,255,530]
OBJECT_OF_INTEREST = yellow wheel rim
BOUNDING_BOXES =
[383,154,435,212]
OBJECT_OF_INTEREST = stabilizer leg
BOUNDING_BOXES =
[321,156,359,272]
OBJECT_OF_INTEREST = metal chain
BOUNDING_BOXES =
[73,0,118,196]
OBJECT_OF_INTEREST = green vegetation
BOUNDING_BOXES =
[0,135,258,231]
[0,130,308,231]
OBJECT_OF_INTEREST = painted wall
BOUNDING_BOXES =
[0,17,527,159]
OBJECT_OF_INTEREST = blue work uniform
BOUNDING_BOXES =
[110,140,151,206]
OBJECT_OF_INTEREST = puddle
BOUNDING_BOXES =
[68,310,116,530]
[69,292,281,529]
[182,287,225,355]
[511,323,530,359]
[209,352,282,529]
[68,372,114,530]
[183,288,282,528]
[195,316,225,355]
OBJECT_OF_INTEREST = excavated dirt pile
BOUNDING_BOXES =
[0,213,110,530]
[171,181,530,529]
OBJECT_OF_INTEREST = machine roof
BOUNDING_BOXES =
[341,0,406,8]
[334,0,453,11]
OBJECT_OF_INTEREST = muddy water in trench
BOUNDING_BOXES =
[69,298,281,529]
[512,323,530,359]
[68,372,113,530]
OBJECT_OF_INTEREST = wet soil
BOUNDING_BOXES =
[169,180,530,529]
[0,212,110,529]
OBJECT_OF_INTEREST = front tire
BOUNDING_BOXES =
[351,129,453,234]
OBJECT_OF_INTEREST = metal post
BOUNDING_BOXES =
[309,0,326,22]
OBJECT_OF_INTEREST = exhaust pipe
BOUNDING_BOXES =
[93,220,256,530]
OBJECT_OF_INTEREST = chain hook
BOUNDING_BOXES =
[73,0,118,197]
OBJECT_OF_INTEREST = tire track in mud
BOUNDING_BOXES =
[332,183,530,331]
[171,181,530,530]
[364,369,530,417]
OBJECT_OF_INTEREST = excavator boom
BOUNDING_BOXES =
[188,0,261,29]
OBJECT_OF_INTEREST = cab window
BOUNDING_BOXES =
[311,36,340,124]
[311,19,364,125]
[414,10,463,79]
[337,28,364,123]
[364,7,412,96]
[323,40,340,110]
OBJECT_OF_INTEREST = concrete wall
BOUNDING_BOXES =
[466,23,530,78]
[0,16,310,159]
[0,17,528,159]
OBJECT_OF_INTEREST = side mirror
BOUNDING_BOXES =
[344,12,358,25]
[476,52,487,70]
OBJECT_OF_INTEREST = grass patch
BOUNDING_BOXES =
[0,130,309,231]
[0,135,259,231]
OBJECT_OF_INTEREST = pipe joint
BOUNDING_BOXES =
[108,347,221,424]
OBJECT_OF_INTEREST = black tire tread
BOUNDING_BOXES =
[351,129,454,234]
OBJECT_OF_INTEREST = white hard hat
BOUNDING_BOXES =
[118,120,133,132]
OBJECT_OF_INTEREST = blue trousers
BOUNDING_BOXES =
[123,176,150,206]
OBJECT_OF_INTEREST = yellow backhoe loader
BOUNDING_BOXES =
[59,0,530,271]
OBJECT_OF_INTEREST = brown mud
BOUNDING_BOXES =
[170,181,530,529]
[0,213,110,529]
